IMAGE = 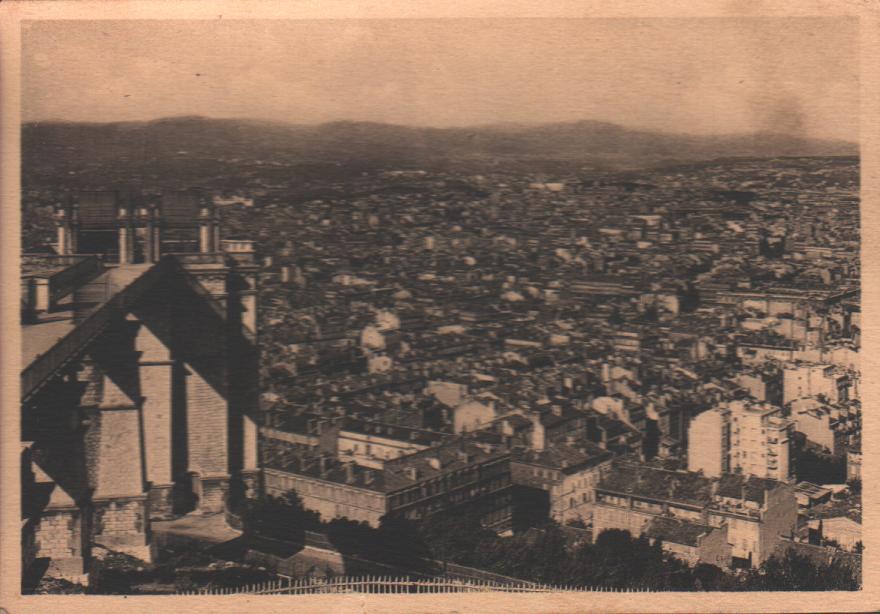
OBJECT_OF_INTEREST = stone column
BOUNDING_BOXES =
[199,224,212,253]
[56,222,69,255]
[119,227,131,264]
[199,206,213,253]
[144,221,155,263]
[26,444,89,584]
[212,220,221,254]
[87,372,152,562]
[152,222,162,261]
[33,504,89,584]
[185,362,230,514]
[130,315,176,518]
[240,414,261,499]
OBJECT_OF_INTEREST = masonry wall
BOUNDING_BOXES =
[185,363,229,476]
[264,469,386,527]
[721,514,761,562]
[92,496,151,561]
[758,486,798,565]
[698,524,732,568]
[34,508,88,581]
[592,498,656,538]
[91,407,146,498]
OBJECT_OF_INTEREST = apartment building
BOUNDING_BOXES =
[593,461,797,567]
[688,400,793,481]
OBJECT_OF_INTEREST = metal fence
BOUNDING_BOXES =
[177,575,650,595]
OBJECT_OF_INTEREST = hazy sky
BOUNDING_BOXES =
[22,18,858,140]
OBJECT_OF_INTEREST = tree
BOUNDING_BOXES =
[742,550,860,591]
[794,446,846,484]
[418,510,495,566]
[375,515,434,571]
[240,490,320,543]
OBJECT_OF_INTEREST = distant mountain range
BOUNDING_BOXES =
[22,116,857,176]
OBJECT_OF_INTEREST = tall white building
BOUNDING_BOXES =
[688,400,793,481]
[687,407,730,477]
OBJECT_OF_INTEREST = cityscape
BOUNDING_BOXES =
[17,17,861,596]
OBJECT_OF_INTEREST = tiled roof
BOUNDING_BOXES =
[511,442,611,473]
[597,460,713,507]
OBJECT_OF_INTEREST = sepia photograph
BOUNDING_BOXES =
[1,2,877,612]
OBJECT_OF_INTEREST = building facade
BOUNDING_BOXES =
[687,400,793,481]
[593,461,797,568]
[263,439,513,529]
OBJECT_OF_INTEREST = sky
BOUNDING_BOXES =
[22,18,858,141]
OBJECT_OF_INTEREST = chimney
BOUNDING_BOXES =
[345,462,355,484]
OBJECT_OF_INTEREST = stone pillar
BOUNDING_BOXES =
[212,220,221,254]
[33,277,51,312]
[34,505,89,584]
[152,223,162,261]
[26,445,90,584]
[87,373,152,561]
[144,221,155,263]
[199,223,211,253]
[199,206,213,253]
[56,221,69,255]
[131,315,176,519]
[185,361,229,513]
[240,414,261,499]
[118,227,131,265]
[240,291,258,335]
[198,474,230,513]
